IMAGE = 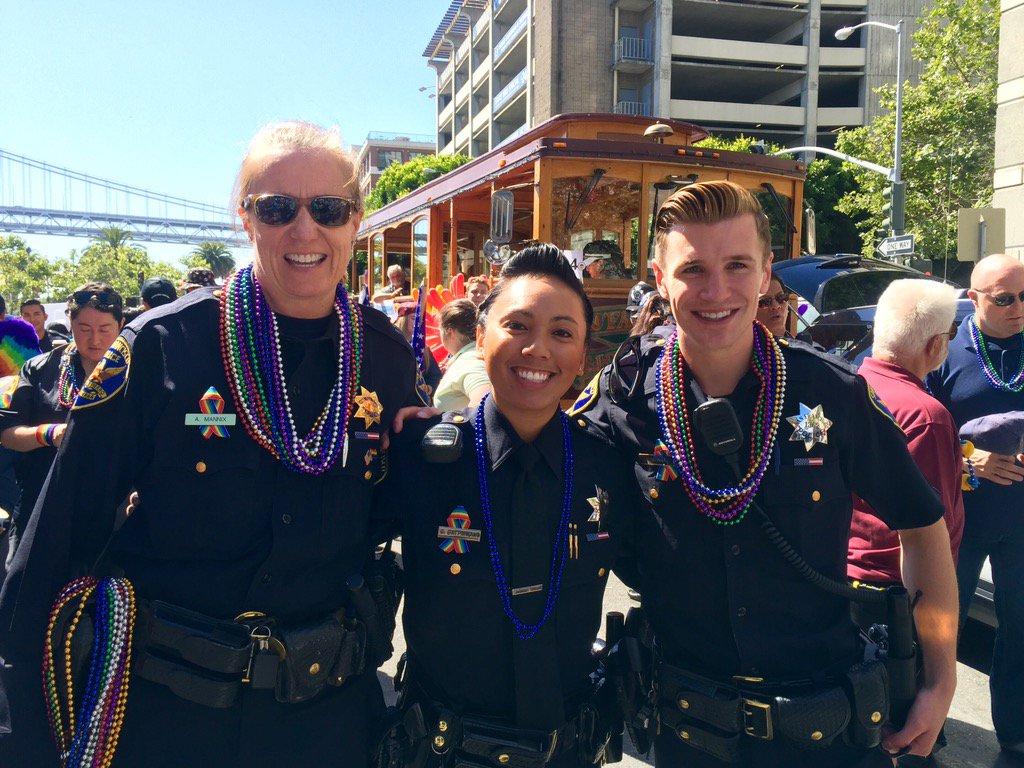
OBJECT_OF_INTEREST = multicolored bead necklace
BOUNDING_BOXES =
[42,576,136,768]
[474,396,573,640]
[56,344,82,410]
[655,322,787,525]
[968,315,1024,393]
[220,265,363,474]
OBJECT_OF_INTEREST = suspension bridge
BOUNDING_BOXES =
[0,149,247,247]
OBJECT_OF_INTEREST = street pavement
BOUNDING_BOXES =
[381,575,1008,768]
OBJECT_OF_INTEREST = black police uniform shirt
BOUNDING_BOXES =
[376,397,638,732]
[580,331,944,681]
[0,289,421,767]
[0,345,85,526]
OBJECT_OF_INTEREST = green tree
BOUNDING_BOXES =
[834,0,999,260]
[187,241,236,279]
[695,135,863,254]
[0,236,54,306]
[46,241,183,302]
[92,225,135,251]
[365,154,471,212]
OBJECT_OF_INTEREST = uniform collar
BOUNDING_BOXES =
[859,356,926,390]
[482,396,564,479]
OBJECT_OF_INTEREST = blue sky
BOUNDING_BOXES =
[1,0,443,266]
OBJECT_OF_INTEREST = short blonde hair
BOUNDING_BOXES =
[654,180,772,261]
[232,121,362,211]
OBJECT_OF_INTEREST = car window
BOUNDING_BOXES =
[819,271,918,314]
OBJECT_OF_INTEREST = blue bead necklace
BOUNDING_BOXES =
[473,395,574,640]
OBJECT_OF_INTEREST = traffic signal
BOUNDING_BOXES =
[881,182,907,236]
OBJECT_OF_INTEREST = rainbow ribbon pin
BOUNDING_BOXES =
[653,440,678,482]
[438,507,478,554]
[200,387,230,439]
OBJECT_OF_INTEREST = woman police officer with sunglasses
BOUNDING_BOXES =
[0,284,124,564]
[377,245,638,768]
[0,122,422,767]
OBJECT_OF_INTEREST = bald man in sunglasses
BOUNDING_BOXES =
[927,253,1024,758]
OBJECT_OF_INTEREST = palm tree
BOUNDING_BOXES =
[190,241,236,280]
[92,226,134,250]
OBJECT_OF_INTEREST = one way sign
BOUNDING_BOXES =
[877,234,915,258]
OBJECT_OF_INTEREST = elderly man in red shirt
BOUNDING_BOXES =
[850,278,964,586]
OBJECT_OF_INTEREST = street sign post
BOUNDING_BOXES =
[877,234,915,258]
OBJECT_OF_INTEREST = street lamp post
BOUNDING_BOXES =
[835,20,905,235]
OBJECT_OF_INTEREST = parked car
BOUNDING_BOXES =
[775,254,942,315]
[807,298,975,365]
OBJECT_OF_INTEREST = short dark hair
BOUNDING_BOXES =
[19,299,44,312]
[186,267,217,287]
[477,243,594,343]
[0,295,6,315]
[440,298,478,342]
[68,281,123,323]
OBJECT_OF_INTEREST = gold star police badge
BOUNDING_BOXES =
[353,387,383,428]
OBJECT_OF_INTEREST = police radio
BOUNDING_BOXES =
[692,395,918,732]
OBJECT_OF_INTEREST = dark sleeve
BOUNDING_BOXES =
[924,368,951,412]
[0,326,167,761]
[607,454,641,589]
[843,374,944,531]
[0,363,41,431]
[371,418,436,542]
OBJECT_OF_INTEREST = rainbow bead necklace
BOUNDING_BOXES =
[968,315,1024,393]
[655,322,786,524]
[42,576,136,768]
[220,265,363,474]
[56,344,82,410]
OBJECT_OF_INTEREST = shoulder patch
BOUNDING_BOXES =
[0,374,18,408]
[866,383,904,434]
[566,372,601,416]
[72,336,131,410]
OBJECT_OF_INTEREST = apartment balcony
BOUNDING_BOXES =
[614,37,654,73]
[472,54,491,87]
[614,100,652,116]
[456,35,471,64]
[439,98,455,127]
[494,9,528,64]
[493,67,528,114]
[473,8,491,41]
[456,79,472,108]
[472,104,492,133]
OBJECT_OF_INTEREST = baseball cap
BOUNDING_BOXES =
[141,277,177,308]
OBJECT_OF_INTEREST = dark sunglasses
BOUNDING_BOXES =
[243,194,358,228]
[976,289,1024,307]
[757,292,790,309]
[70,290,122,309]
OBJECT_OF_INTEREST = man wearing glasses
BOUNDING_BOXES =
[927,253,1024,759]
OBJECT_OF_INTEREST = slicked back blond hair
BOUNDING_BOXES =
[654,180,772,261]
[232,121,362,212]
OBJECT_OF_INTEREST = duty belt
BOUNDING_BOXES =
[654,661,887,763]
[400,701,585,768]
[131,599,369,708]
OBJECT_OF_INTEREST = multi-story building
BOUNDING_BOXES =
[354,132,436,200]
[423,0,925,155]
[994,0,1023,259]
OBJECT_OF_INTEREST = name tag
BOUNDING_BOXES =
[511,584,542,596]
[185,413,237,426]
[437,526,482,543]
